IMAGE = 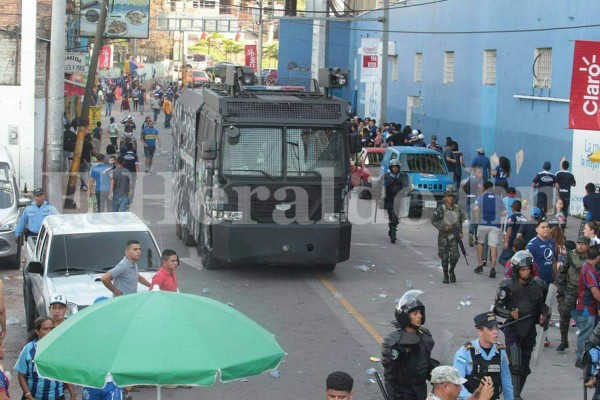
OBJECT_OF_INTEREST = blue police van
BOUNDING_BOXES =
[377,147,454,217]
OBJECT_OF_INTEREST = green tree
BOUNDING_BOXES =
[207,32,224,55]
[263,43,279,68]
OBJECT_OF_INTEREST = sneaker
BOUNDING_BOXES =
[575,359,584,369]
[474,265,484,274]
[468,234,475,247]
[556,342,568,351]
[489,268,496,278]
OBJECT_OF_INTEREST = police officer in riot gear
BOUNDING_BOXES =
[493,251,548,400]
[453,312,514,400]
[384,159,408,243]
[431,185,466,283]
[381,290,438,400]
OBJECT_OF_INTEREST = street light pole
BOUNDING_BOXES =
[64,0,109,209]
[380,0,389,124]
[258,0,264,80]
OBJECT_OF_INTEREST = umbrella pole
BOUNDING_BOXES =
[156,385,161,400]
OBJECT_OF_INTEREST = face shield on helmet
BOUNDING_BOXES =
[395,289,426,328]
[511,250,534,276]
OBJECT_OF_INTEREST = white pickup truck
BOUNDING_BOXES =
[23,212,162,331]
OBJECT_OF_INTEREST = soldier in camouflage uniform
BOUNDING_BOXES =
[555,236,591,351]
[431,185,467,283]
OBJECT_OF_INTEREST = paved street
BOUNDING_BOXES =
[0,106,585,400]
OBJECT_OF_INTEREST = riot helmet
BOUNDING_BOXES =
[510,250,534,276]
[389,159,401,169]
[395,289,426,328]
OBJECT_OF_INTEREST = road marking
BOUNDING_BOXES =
[351,242,380,247]
[316,272,383,345]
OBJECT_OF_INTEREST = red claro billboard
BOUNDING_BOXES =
[569,40,600,130]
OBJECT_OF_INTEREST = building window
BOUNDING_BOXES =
[414,53,423,82]
[533,48,552,88]
[444,51,454,84]
[482,50,496,85]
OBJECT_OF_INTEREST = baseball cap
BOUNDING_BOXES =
[578,236,592,245]
[477,148,485,154]
[543,161,551,170]
[33,187,44,196]
[418,133,424,140]
[430,366,468,385]
[474,312,499,328]
[530,207,542,218]
[50,293,67,306]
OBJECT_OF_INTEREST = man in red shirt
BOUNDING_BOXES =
[151,249,179,292]
[575,246,600,367]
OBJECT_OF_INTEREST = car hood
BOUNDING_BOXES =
[0,206,17,225]
[47,271,156,307]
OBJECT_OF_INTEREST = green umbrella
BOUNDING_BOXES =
[35,290,285,391]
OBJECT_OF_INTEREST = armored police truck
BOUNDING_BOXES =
[172,67,352,271]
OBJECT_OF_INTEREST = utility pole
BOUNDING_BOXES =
[257,0,264,80]
[64,0,109,209]
[380,0,389,124]
[46,0,66,210]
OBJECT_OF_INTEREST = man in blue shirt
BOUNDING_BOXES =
[526,219,556,286]
[471,148,491,181]
[499,200,528,266]
[88,154,113,212]
[15,188,59,238]
[532,161,557,216]
[454,312,513,400]
[83,381,125,400]
[141,120,161,173]
[473,181,506,278]
[583,182,600,222]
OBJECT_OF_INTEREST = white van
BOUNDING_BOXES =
[185,53,213,70]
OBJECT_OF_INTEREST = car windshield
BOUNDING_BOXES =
[0,180,14,209]
[193,71,207,77]
[47,231,161,276]
[221,127,346,178]
[400,153,448,174]
[193,54,206,61]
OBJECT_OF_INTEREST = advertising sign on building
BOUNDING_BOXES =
[245,44,257,72]
[89,106,102,130]
[360,38,381,83]
[80,0,150,39]
[570,129,600,216]
[569,40,600,130]
[98,45,113,70]
[64,53,88,74]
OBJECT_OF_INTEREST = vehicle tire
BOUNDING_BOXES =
[200,224,221,270]
[24,283,36,332]
[358,179,372,200]
[408,207,423,219]
[182,225,197,247]
[317,264,336,272]
[175,221,183,240]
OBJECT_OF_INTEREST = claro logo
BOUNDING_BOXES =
[580,54,600,116]
[363,46,378,52]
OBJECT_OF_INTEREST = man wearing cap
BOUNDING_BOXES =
[427,366,494,400]
[427,135,443,153]
[471,148,491,181]
[453,313,513,400]
[48,293,68,327]
[15,188,59,238]
[431,185,466,283]
[555,236,591,352]
[532,161,557,217]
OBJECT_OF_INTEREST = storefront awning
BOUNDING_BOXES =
[64,79,86,96]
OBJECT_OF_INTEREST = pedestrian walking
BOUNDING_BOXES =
[79,135,94,191]
[15,317,76,400]
[427,366,494,400]
[575,246,600,368]
[584,182,600,223]
[471,148,491,181]
[123,142,139,203]
[105,89,115,117]
[88,154,113,213]
[15,188,58,238]
[141,120,161,173]
[473,181,506,278]
[121,116,137,150]
[120,95,131,114]
[132,88,140,112]
[91,121,103,155]
[381,290,438,400]
[48,293,68,328]
[107,116,118,149]
[151,94,161,122]
[431,185,466,283]
[443,141,457,177]
[494,250,549,400]
[100,240,152,296]
[383,159,408,244]
[491,156,511,194]
[453,312,513,400]
[151,249,179,292]
[531,161,556,216]
[62,123,76,172]
[110,156,131,212]
[499,200,527,266]
[163,95,173,128]
[461,167,483,248]
[325,371,354,400]
[555,236,591,352]
[451,142,464,195]
[138,88,145,114]
[555,160,576,224]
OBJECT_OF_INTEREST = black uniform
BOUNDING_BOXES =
[381,327,436,400]
[532,171,556,215]
[555,170,576,216]
[384,171,408,243]
[494,275,548,398]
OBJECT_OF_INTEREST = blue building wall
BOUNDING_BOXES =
[278,0,600,187]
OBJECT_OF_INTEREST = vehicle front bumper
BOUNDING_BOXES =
[0,230,18,258]
[213,222,352,265]
[409,191,445,209]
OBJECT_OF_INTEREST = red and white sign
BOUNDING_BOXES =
[98,45,113,70]
[360,38,380,83]
[569,40,600,130]
[245,44,257,72]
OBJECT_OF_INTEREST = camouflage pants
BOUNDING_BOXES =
[557,291,577,334]
[438,235,460,264]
